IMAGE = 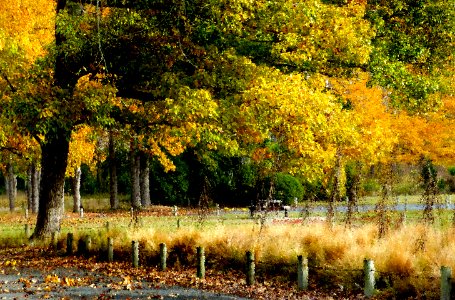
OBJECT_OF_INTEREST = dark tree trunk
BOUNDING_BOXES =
[5,162,17,212]
[140,152,151,207]
[72,167,81,213]
[130,140,141,209]
[109,131,119,209]
[27,166,32,211]
[31,128,71,240]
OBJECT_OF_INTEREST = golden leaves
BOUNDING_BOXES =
[67,125,97,176]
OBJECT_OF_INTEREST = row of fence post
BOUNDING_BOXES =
[58,232,453,299]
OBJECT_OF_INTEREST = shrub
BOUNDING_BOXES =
[274,173,304,205]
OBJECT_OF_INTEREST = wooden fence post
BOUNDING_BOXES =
[297,255,309,290]
[160,243,167,271]
[441,266,452,300]
[25,224,30,237]
[51,232,58,250]
[107,237,114,262]
[364,259,375,298]
[84,236,91,256]
[197,246,205,279]
[67,233,74,255]
[246,251,255,286]
[132,241,139,268]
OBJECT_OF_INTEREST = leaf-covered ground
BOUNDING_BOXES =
[0,247,367,299]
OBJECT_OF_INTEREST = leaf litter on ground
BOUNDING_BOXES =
[0,246,368,299]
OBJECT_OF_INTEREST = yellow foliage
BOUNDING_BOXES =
[67,125,97,177]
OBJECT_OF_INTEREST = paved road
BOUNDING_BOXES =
[0,267,248,299]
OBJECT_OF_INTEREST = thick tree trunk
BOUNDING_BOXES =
[31,129,70,240]
[109,131,119,209]
[140,152,151,207]
[130,140,141,209]
[5,162,17,212]
[72,167,81,213]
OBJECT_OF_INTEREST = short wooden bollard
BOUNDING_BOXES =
[25,224,30,237]
[297,255,309,290]
[246,251,255,286]
[105,221,110,232]
[25,208,29,219]
[159,243,167,271]
[441,266,452,300]
[173,205,178,217]
[132,241,139,268]
[364,259,375,298]
[107,237,114,262]
[67,233,74,255]
[84,236,91,256]
[197,246,205,279]
[51,232,58,250]
[79,207,84,218]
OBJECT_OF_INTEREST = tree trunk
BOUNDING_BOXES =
[27,162,40,214]
[5,162,17,212]
[130,140,141,209]
[140,152,151,207]
[31,129,71,240]
[109,131,119,209]
[72,166,81,213]
[32,166,40,214]
[27,166,32,211]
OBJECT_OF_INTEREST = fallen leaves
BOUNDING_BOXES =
[0,246,362,299]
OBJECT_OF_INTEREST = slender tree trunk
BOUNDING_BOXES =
[109,131,119,209]
[140,152,151,207]
[130,140,141,209]
[27,166,32,211]
[5,162,17,212]
[72,166,81,213]
[32,167,40,214]
[31,128,71,240]
[27,163,41,214]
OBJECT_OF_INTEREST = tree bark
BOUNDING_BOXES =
[72,166,81,213]
[5,162,17,212]
[140,152,151,207]
[32,166,40,214]
[130,140,141,209]
[31,128,71,240]
[27,162,40,214]
[27,166,32,211]
[109,131,119,209]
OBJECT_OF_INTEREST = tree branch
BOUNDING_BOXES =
[0,70,17,93]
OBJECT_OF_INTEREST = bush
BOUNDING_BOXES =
[274,173,304,205]
[362,178,381,195]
